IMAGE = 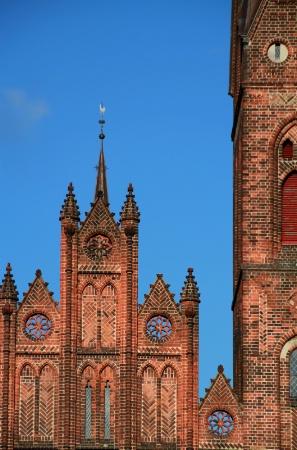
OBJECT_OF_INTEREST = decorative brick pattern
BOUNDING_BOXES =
[101,284,116,347]
[161,367,177,443]
[141,366,157,442]
[39,365,55,440]
[19,365,35,441]
[82,284,97,347]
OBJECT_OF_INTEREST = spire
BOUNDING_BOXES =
[120,183,140,223]
[94,104,109,205]
[180,268,200,303]
[60,182,80,221]
[0,263,18,301]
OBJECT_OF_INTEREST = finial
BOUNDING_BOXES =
[218,364,224,374]
[128,183,133,194]
[99,103,106,141]
[94,104,109,205]
[36,269,42,278]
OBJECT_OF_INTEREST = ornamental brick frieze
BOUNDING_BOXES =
[270,92,297,106]
[16,345,60,354]
[138,353,181,360]
[78,264,121,274]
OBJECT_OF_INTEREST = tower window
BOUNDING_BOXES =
[104,381,110,439]
[275,43,281,60]
[283,139,293,159]
[290,349,297,399]
[85,381,92,439]
[282,172,297,244]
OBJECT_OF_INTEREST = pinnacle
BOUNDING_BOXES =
[60,182,80,221]
[180,268,200,303]
[120,183,140,223]
[0,263,18,301]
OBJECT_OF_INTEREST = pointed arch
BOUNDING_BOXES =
[39,365,56,440]
[101,283,116,348]
[141,366,157,443]
[161,366,177,443]
[19,364,35,441]
[100,365,115,441]
[81,366,96,441]
[82,283,97,347]
[282,171,297,244]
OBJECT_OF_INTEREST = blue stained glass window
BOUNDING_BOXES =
[85,381,92,439]
[104,381,110,439]
[290,349,297,398]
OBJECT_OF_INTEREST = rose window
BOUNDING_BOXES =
[85,234,112,261]
[146,315,173,341]
[25,314,52,340]
[208,410,234,437]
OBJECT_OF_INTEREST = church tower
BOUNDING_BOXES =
[230,0,297,448]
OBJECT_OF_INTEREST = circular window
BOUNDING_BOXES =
[25,314,52,340]
[85,233,112,262]
[208,410,234,437]
[267,42,288,63]
[146,315,173,342]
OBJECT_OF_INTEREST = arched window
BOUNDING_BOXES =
[282,172,297,244]
[100,366,115,441]
[19,365,35,441]
[283,139,293,159]
[82,284,97,347]
[161,367,177,443]
[141,366,157,443]
[81,366,96,441]
[290,349,297,399]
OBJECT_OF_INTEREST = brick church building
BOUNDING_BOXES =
[1,0,297,448]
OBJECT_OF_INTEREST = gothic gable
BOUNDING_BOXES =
[138,274,182,351]
[16,270,60,353]
[199,366,242,447]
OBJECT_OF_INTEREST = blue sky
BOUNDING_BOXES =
[0,0,233,397]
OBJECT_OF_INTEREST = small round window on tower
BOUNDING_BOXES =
[267,42,288,63]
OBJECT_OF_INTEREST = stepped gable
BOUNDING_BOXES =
[138,274,181,350]
[0,263,18,301]
[16,269,60,353]
[199,365,242,446]
[78,193,121,271]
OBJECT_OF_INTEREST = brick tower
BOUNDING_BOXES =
[230,0,297,448]
[0,114,200,450]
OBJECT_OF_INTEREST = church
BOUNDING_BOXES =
[1,0,297,448]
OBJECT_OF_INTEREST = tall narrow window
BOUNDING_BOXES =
[283,139,293,159]
[282,172,297,244]
[85,381,92,439]
[81,367,95,441]
[100,366,115,441]
[291,349,297,399]
[104,382,110,439]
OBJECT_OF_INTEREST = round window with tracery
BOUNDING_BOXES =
[146,315,173,342]
[25,314,52,340]
[208,410,234,437]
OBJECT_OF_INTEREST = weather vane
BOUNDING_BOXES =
[99,103,106,142]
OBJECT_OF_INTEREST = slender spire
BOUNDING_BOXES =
[94,104,109,205]
[0,263,18,301]
[60,182,80,221]
[120,183,140,223]
[180,268,200,303]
